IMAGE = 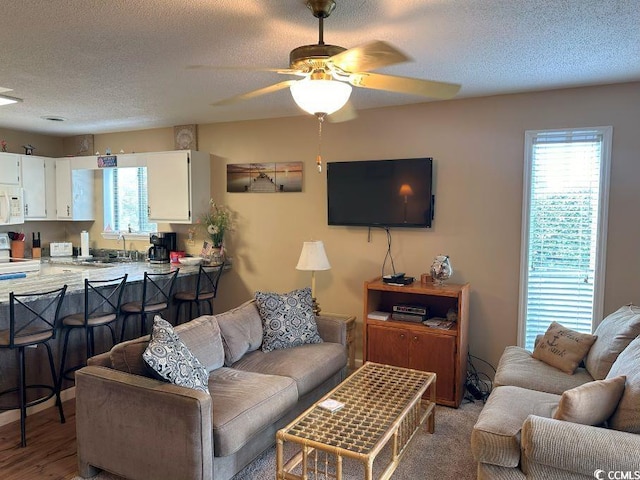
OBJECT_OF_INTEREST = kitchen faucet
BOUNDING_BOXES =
[117,232,127,258]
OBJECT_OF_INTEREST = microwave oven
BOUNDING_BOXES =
[0,185,25,226]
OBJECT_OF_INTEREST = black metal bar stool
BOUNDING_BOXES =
[58,274,128,389]
[120,269,179,341]
[0,285,67,447]
[174,262,225,324]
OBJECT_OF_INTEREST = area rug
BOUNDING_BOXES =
[71,400,482,480]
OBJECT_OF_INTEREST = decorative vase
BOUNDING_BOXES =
[210,246,224,264]
[430,255,452,285]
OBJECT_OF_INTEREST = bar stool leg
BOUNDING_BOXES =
[140,313,147,337]
[45,342,65,424]
[18,346,27,447]
[58,328,72,394]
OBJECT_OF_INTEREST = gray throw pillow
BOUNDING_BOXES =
[585,304,640,380]
[255,287,323,353]
[606,335,640,433]
[216,299,264,366]
[143,316,210,394]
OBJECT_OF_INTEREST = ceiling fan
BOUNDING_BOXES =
[193,0,460,171]
[195,0,461,120]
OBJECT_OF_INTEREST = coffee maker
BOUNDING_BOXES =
[148,232,177,264]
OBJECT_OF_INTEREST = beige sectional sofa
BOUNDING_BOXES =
[472,305,640,479]
[75,299,348,480]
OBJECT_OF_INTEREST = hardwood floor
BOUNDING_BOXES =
[0,399,77,480]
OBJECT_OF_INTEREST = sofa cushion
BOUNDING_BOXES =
[255,287,322,353]
[606,335,640,433]
[109,336,152,376]
[143,316,209,393]
[216,299,264,366]
[108,315,225,376]
[553,375,626,426]
[532,322,597,374]
[472,386,559,468]
[210,367,297,457]
[585,304,640,380]
[232,342,347,396]
[494,346,594,394]
[174,314,225,372]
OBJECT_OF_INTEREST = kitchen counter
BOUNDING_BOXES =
[0,258,204,304]
[0,257,228,397]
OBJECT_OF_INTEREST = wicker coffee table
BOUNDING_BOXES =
[276,362,436,480]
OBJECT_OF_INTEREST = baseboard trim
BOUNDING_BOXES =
[0,387,76,428]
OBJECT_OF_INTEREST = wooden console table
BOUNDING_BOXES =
[363,277,469,407]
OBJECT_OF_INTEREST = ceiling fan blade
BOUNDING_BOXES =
[212,80,297,106]
[188,65,304,76]
[327,100,357,123]
[329,40,410,73]
[350,72,461,99]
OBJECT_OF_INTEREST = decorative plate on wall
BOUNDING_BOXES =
[174,124,197,150]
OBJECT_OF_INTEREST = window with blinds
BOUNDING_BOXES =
[518,127,612,351]
[103,167,157,234]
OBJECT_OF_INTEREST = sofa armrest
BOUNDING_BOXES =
[315,314,347,346]
[521,415,640,477]
[76,366,213,480]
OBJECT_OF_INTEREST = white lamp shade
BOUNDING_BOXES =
[296,240,331,271]
[290,79,352,116]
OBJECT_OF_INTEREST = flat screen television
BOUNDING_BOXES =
[327,157,433,228]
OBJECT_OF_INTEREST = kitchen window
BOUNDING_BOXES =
[518,127,612,350]
[103,167,156,234]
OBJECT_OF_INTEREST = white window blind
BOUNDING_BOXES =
[519,127,611,351]
[103,167,157,234]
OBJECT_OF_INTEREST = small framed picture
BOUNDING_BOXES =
[174,124,197,150]
[201,240,213,258]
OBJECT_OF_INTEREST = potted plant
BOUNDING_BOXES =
[198,200,233,261]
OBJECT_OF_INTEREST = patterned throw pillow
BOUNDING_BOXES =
[255,287,323,352]
[142,316,210,394]
[532,321,597,374]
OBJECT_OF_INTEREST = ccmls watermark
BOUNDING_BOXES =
[594,470,640,479]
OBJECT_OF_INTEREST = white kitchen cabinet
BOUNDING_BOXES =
[21,155,48,219]
[146,150,210,223]
[0,152,21,185]
[55,158,94,220]
[44,158,57,220]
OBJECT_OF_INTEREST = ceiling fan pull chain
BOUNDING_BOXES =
[316,114,325,173]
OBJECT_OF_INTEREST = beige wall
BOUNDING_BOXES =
[0,127,64,157]
[191,82,640,370]
[3,81,639,372]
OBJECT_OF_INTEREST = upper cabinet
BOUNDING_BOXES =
[21,155,48,220]
[55,158,94,220]
[146,150,210,224]
[0,152,21,185]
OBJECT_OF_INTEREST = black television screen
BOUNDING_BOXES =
[327,157,433,228]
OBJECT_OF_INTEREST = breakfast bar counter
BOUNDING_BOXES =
[0,259,224,399]
[0,259,201,305]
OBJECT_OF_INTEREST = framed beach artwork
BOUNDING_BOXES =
[226,162,303,193]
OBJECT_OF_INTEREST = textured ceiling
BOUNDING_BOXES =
[0,0,638,136]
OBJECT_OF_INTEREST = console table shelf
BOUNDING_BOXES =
[363,277,470,407]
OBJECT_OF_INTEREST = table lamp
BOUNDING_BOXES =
[296,240,331,315]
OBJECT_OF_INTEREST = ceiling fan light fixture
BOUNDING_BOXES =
[290,78,352,116]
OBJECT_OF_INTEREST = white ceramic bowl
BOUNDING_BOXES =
[178,257,203,266]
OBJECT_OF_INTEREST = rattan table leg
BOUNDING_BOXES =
[276,436,283,479]
[428,376,436,433]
